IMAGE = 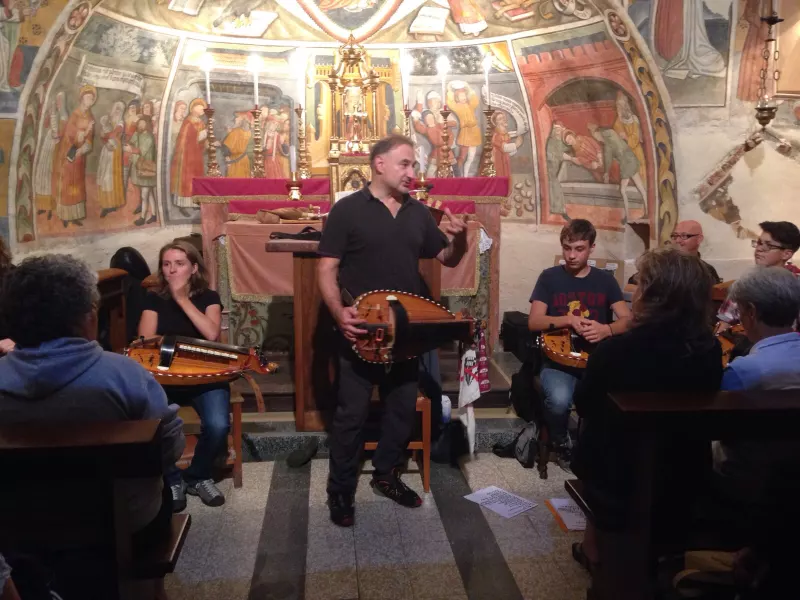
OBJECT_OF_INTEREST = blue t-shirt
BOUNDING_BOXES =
[529,266,623,325]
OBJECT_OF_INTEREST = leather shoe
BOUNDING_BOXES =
[328,492,355,527]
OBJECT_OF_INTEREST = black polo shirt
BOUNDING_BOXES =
[318,186,449,299]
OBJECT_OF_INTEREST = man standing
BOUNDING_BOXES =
[527,219,632,470]
[717,221,800,327]
[545,121,569,221]
[317,135,468,527]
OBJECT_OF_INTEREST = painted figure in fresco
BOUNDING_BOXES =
[413,91,454,178]
[0,0,31,92]
[612,92,646,186]
[737,0,768,102]
[446,81,481,177]
[126,115,157,226]
[35,91,67,220]
[170,98,207,217]
[653,0,726,79]
[545,121,569,220]
[588,123,648,225]
[263,110,288,179]
[221,111,252,178]
[53,85,96,229]
[152,99,162,138]
[97,100,127,218]
[562,129,604,181]
[447,0,487,36]
[491,111,522,178]
[122,99,141,198]
[170,100,188,151]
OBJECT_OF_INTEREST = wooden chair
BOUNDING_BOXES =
[177,389,247,488]
[0,420,191,599]
[364,393,432,493]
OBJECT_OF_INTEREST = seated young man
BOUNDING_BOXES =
[0,255,185,548]
[527,219,632,468]
[717,220,800,328]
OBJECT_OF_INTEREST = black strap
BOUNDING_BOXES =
[268,226,321,241]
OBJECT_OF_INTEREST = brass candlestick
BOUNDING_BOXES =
[327,73,341,157]
[250,106,265,178]
[437,107,454,178]
[479,107,496,178]
[412,171,431,202]
[204,106,222,178]
[295,105,311,179]
[286,171,302,201]
[403,107,412,138]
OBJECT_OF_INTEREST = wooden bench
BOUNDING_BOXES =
[0,420,190,599]
[364,393,432,492]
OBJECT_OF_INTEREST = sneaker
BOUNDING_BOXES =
[186,479,225,507]
[170,481,187,513]
[371,468,422,508]
[554,445,573,474]
[328,492,355,527]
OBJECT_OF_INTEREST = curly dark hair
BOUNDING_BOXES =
[0,254,99,348]
[633,248,715,340]
[0,236,12,275]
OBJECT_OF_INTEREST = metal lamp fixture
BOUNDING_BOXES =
[754,8,784,129]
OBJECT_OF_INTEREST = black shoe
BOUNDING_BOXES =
[286,437,319,468]
[328,492,355,527]
[371,468,422,508]
[170,481,187,513]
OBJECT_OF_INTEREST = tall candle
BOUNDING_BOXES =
[482,53,492,105]
[205,71,211,105]
[400,52,413,111]
[290,145,297,173]
[436,55,450,110]
[199,51,214,105]
[253,70,259,107]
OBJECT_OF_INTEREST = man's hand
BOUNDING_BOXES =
[566,312,585,332]
[0,338,16,354]
[336,306,368,342]
[442,207,467,238]
[578,319,611,343]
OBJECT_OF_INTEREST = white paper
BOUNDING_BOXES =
[548,498,586,531]
[464,486,536,518]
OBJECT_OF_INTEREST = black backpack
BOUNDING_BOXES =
[509,360,538,423]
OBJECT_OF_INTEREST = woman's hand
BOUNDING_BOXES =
[168,277,191,303]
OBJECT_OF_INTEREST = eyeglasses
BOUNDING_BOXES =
[751,239,789,251]
[669,233,699,241]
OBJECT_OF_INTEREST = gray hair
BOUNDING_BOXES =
[0,254,100,348]
[729,267,800,328]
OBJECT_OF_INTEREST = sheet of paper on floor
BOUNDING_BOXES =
[464,485,537,518]
[546,498,587,531]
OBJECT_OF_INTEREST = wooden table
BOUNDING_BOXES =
[97,268,128,352]
[265,239,442,432]
[590,389,800,600]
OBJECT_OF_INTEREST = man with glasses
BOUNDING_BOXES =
[629,220,721,284]
[717,221,800,328]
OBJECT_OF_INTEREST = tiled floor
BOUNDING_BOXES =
[165,454,590,600]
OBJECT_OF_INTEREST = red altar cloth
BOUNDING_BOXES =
[224,220,481,299]
[192,177,331,199]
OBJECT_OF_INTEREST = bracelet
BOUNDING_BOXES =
[607,324,613,337]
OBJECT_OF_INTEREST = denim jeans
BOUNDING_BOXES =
[539,359,580,447]
[165,385,231,485]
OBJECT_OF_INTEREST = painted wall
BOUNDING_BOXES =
[2,0,798,327]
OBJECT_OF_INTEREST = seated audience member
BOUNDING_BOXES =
[570,248,722,571]
[139,242,230,511]
[0,553,19,600]
[0,254,184,546]
[0,237,14,355]
[716,220,800,328]
[628,220,722,285]
[528,219,632,469]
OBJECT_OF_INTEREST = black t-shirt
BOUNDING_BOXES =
[317,186,449,299]
[142,289,222,339]
[529,266,624,325]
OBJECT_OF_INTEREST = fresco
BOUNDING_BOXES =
[0,0,70,115]
[0,118,12,239]
[163,42,302,224]
[24,12,176,239]
[514,21,657,231]
[402,42,532,217]
[627,0,734,107]
[98,0,599,43]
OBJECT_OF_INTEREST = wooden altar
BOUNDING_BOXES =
[192,176,506,351]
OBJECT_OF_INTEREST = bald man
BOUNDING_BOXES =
[629,220,722,284]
